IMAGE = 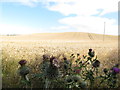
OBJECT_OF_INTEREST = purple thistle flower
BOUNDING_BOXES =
[53,58,60,68]
[43,54,50,60]
[74,69,81,74]
[89,49,92,52]
[63,57,67,60]
[112,67,120,74]
[50,56,56,64]
[19,60,27,66]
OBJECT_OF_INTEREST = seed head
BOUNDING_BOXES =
[103,68,108,74]
[92,60,100,68]
[77,53,80,57]
[71,54,74,56]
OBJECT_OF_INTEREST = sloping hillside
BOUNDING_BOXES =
[1,32,118,41]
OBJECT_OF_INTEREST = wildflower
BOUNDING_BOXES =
[71,54,74,56]
[63,57,67,60]
[83,55,87,59]
[43,54,50,61]
[74,65,81,74]
[112,67,120,74]
[89,49,92,52]
[88,49,95,57]
[79,61,82,64]
[44,56,59,79]
[63,57,70,70]
[18,60,30,83]
[103,68,108,74]
[50,56,56,64]
[18,60,27,66]
[92,60,100,68]
[77,53,80,57]
[87,57,91,60]
[63,57,70,64]
[75,69,81,74]
[75,59,79,63]
[53,58,60,68]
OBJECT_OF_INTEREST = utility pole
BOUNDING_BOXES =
[103,22,106,41]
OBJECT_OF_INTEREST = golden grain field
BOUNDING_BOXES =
[1,32,119,88]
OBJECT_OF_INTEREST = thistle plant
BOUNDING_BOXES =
[25,49,119,88]
[34,55,60,88]
[98,64,120,88]
[39,54,50,73]
[64,74,87,88]
[62,57,71,76]
[18,60,30,88]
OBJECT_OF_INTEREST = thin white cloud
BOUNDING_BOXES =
[45,0,118,35]
[0,0,119,35]
[58,16,118,35]
[45,0,119,16]
[1,0,119,15]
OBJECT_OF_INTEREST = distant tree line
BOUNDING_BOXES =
[0,34,19,36]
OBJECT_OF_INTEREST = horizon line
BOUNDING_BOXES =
[0,32,119,36]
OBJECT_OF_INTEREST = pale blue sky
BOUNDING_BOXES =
[1,2,65,31]
[0,0,119,35]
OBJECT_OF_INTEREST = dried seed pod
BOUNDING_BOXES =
[103,68,108,74]
[92,60,100,68]
[88,49,95,57]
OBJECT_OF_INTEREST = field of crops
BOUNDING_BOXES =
[1,33,120,88]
